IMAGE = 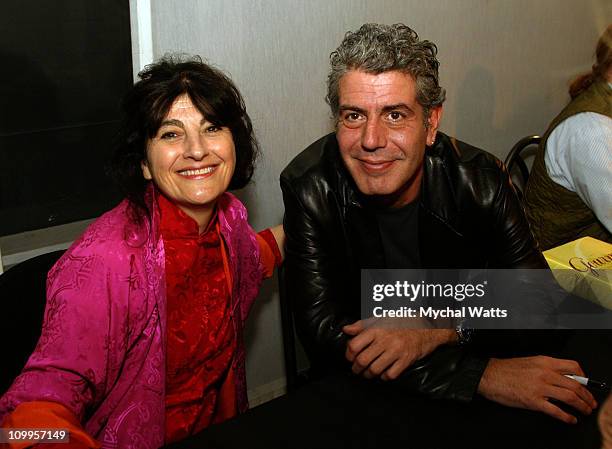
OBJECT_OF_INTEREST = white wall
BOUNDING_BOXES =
[140,0,611,402]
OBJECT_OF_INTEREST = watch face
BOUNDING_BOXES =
[456,325,473,345]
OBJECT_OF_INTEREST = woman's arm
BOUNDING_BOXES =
[268,224,285,261]
[0,247,133,446]
[2,401,99,449]
[256,225,285,279]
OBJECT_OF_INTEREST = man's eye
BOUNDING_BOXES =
[388,111,404,121]
[340,111,365,128]
[342,112,364,124]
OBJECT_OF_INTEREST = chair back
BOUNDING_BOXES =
[504,135,541,199]
[0,250,65,394]
[278,264,312,393]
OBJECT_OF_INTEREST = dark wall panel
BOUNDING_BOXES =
[0,0,132,235]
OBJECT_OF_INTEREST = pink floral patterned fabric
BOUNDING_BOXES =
[0,186,264,449]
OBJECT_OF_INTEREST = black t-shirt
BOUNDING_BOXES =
[375,200,420,269]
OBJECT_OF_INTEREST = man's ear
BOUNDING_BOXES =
[426,106,443,145]
[141,160,152,180]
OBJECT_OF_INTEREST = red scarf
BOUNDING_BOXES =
[158,193,237,443]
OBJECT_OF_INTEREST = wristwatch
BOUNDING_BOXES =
[455,322,473,345]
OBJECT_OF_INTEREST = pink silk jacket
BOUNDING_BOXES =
[0,188,265,449]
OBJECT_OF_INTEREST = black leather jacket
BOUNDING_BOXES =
[280,132,546,402]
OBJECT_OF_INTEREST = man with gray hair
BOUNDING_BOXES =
[281,23,596,424]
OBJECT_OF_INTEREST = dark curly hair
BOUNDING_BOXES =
[109,54,259,218]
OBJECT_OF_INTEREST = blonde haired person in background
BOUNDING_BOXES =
[525,25,612,250]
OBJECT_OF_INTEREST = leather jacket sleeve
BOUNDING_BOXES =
[483,158,546,269]
[280,177,352,365]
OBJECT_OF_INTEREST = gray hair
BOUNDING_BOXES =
[326,23,446,122]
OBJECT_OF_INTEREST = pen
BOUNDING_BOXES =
[565,374,609,390]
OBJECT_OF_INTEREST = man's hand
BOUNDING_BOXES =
[599,394,612,449]
[343,319,456,381]
[478,356,597,424]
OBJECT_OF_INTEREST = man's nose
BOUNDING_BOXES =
[184,134,209,160]
[361,118,387,151]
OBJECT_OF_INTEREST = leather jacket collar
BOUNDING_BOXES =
[298,131,544,270]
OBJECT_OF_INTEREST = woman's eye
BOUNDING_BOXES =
[160,131,178,139]
[205,125,221,133]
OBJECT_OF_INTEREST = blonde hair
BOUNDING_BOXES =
[569,24,612,99]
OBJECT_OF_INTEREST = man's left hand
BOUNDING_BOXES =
[343,319,456,380]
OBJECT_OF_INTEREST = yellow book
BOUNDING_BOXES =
[543,237,612,310]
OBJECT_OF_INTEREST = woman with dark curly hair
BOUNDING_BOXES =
[0,56,284,448]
